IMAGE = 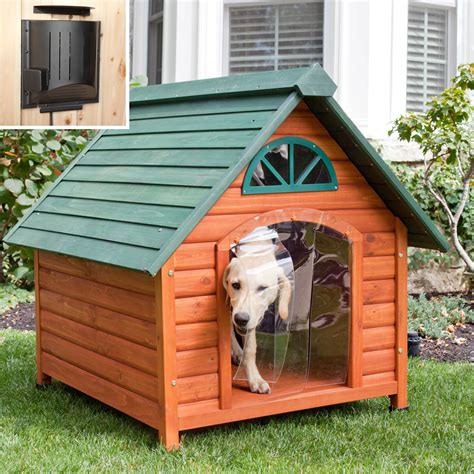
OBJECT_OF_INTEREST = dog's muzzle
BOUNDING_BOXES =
[234,312,250,333]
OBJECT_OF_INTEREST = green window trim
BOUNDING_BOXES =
[242,136,338,195]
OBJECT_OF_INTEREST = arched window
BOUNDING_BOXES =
[242,137,338,195]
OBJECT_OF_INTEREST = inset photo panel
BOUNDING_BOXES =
[0,0,128,128]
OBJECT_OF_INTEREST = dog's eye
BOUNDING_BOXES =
[232,282,241,290]
[257,285,268,292]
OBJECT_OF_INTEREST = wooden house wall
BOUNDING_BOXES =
[35,251,218,428]
[174,102,399,410]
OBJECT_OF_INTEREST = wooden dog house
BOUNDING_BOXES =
[5,65,449,449]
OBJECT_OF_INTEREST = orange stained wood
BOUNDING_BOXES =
[176,347,218,378]
[175,295,217,324]
[349,230,363,388]
[40,289,157,348]
[39,267,155,320]
[185,210,395,243]
[216,245,233,409]
[40,310,157,374]
[42,352,160,429]
[363,326,396,352]
[363,349,396,375]
[41,331,158,401]
[155,257,179,450]
[362,303,396,328]
[174,269,216,298]
[34,251,50,386]
[176,322,218,351]
[39,251,154,295]
[175,243,215,271]
[391,219,409,410]
[177,381,397,431]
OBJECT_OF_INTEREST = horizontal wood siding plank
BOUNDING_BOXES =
[174,243,215,271]
[51,181,208,208]
[174,269,216,298]
[94,130,256,150]
[41,331,158,401]
[362,280,396,305]
[39,268,155,320]
[38,197,192,229]
[176,348,218,378]
[26,213,173,250]
[362,349,396,375]
[40,310,157,374]
[10,228,156,273]
[363,326,396,352]
[42,353,160,429]
[177,373,219,404]
[40,289,156,347]
[209,186,386,215]
[185,211,395,243]
[176,322,218,352]
[129,94,287,120]
[362,372,396,386]
[39,252,155,296]
[175,295,217,324]
[362,303,396,328]
[362,256,396,281]
[274,115,329,136]
[80,149,242,167]
[110,110,274,135]
[363,232,396,256]
[65,166,226,187]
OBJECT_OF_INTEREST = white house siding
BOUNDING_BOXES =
[131,0,474,156]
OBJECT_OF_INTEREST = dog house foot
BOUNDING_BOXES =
[389,394,409,412]
[36,374,52,389]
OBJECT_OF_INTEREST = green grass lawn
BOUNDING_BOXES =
[0,329,473,473]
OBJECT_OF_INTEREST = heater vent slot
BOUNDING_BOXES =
[22,19,100,111]
[33,5,94,16]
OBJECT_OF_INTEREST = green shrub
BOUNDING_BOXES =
[408,293,474,339]
[1,129,95,285]
[0,283,34,314]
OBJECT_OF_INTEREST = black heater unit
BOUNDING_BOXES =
[21,20,100,113]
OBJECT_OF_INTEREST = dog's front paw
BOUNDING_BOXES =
[249,378,271,394]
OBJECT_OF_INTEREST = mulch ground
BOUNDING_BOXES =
[1,302,473,363]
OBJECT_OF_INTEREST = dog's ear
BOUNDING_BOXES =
[223,263,231,290]
[277,268,291,320]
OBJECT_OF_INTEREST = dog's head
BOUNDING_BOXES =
[223,239,291,335]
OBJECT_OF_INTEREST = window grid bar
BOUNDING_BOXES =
[296,156,321,185]
[261,157,288,185]
[289,143,295,185]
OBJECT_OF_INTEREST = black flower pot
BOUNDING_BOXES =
[408,331,421,357]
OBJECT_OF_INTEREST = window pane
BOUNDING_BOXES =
[303,160,330,184]
[406,5,449,112]
[294,144,330,184]
[250,144,289,186]
[229,2,324,75]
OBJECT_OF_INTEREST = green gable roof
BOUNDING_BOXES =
[5,65,449,275]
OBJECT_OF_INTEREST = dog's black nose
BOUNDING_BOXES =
[234,312,250,327]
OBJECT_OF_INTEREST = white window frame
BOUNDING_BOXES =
[406,0,457,111]
[222,0,338,81]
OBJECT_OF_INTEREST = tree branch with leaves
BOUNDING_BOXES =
[390,64,474,272]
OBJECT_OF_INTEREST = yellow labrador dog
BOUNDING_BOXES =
[223,229,292,394]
